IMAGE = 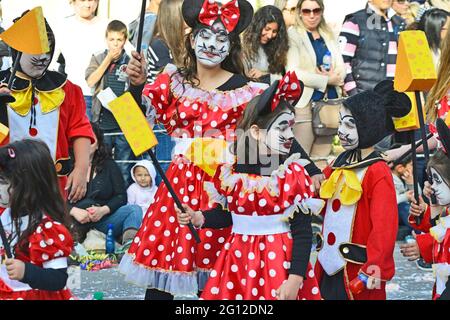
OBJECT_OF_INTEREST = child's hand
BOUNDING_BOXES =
[175,204,204,227]
[311,173,325,195]
[409,195,426,217]
[276,274,303,300]
[87,206,108,222]
[0,84,11,96]
[402,167,414,185]
[5,258,25,281]
[400,233,420,261]
[107,48,122,62]
[127,51,148,86]
[70,207,91,224]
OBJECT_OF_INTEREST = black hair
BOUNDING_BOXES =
[418,8,449,52]
[178,24,245,87]
[0,139,69,255]
[427,150,450,186]
[90,122,112,173]
[242,5,288,75]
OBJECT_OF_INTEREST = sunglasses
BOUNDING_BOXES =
[395,0,410,4]
[301,8,323,16]
[283,6,297,14]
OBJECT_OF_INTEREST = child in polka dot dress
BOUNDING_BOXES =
[0,140,74,300]
[177,72,324,300]
[119,0,265,299]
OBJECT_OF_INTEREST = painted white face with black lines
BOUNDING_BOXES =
[338,106,359,151]
[430,167,450,206]
[263,111,295,155]
[0,178,10,208]
[193,22,230,68]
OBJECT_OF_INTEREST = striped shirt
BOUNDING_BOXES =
[146,38,173,84]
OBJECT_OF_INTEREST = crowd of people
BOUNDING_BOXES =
[0,0,449,301]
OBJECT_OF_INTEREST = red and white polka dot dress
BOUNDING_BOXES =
[201,155,323,300]
[0,211,74,300]
[119,64,266,296]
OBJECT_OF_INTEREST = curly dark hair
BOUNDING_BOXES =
[178,24,245,87]
[90,122,112,173]
[0,139,69,255]
[242,5,288,75]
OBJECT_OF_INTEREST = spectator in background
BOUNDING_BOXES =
[274,0,299,29]
[340,0,406,96]
[286,0,345,161]
[127,160,157,218]
[429,0,450,12]
[86,20,141,185]
[145,0,185,185]
[0,3,11,71]
[392,0,422,24]
[70,123,142,247]
[242,5,288,84]
[129,0,162,50]
[53,0,107,120]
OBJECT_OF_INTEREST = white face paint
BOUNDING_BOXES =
[338,106,359,151]
[263,111,295,155]
[19,52,52,79]
[193,22,230,68]
[0,178,10,208]
[430,167,450,206]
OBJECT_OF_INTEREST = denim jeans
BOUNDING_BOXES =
[153,123,174,186]
[103,130,149,186]
[84,95,93,121]
[91,205,142,241]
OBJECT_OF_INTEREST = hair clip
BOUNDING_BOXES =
[8,147,15,159]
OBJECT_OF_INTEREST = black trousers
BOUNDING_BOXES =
[319,270,349,300]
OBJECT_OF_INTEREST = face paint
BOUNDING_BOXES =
[263,111,295,155]
[0,178,10,208]
[19,52,52,79]
[337,107,359,150]
[430,167,450,206]
[194,22,230,68]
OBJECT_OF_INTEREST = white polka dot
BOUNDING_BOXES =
[178,163,184,170]
[249,270,257,278]
[185,233,192,240]
[42,254,49,261]
[158,245,165,251]
[188,185,195,192]
[161,206,167,213]
[309,269,315,278]
[259,278,265,286]
[176,246,183,253]
[242,235,248,242]
[191,199,198,206]
[180,112,186,119]
[248,252,255,260]
[211,287,219,295]
[248,193,255,201]
[186,171,192,178]
[231,264,238,272]
[218,237,225,243]
[183,196,189,203]
[46,238,54,246]
[269,269,277,277]
[169,216,175,223]
[180,188,184,195]
[151,259,158,266]
[164,230,171,237]
[203,258,210,264]
[173,177,179,184]
[259,199,267,207]
[234,250,242,258]
[252,288,258,296]
[271,289,277,297]
[160,83,167,90]
[268,235,275,243]
[283,245,287,252]
[284,201,291,208]
[182,258,189,266]
[312,287,319,295]
[238,206,245,213]
[58,234,65,242]
[236,294,243,300]
[226,282,234,290]
[241,278,246,286]
[144,249,150,256]
[165,255,172,262]
[283,261,291,269]
[274,205,281,213]
[36,227,42,234]
[268,251,276,260]
[222,113,228,120]
[284,184,290,192]
[211,121,217,128]
[45,222,53,229]
[294,165,301,172]
[134,237,140,244]
[39,240,47,248]
[154,220,161,227]
[261,260,265,269]
[197,174,202,181]
[206,231,213,237]
[149,235,156,241]
[259,243,265,250]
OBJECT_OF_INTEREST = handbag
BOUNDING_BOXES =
[311,90,346,137]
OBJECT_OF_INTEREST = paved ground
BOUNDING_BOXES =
[69,242,435,300]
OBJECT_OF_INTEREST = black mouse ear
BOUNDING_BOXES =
[436,118,450,159]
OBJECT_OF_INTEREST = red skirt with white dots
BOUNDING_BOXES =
[119,155,231,296]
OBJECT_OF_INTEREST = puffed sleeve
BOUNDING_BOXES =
[203,164,229,210]
[142,70,176,133]
[28,218,74,268]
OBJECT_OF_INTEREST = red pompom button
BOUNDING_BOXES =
[29,128,38,136]
[327,232,336,246]
[33,97,38,105]
[332,199,341,212]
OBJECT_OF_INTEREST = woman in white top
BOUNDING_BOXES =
[286,0,345,164]
[242,5,289,84]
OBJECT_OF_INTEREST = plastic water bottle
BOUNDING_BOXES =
[105,224,115,254]
[322,50,332,71]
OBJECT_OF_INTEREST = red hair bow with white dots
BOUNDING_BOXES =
[198,0,240,33]
[271,71,302,111]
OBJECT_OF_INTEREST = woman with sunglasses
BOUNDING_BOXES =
[285,0,345,165]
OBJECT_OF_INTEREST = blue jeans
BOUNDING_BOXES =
[153,123,174,186]
[84,95,93,121]
[103,130,149,186]
[91,205,142,241]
